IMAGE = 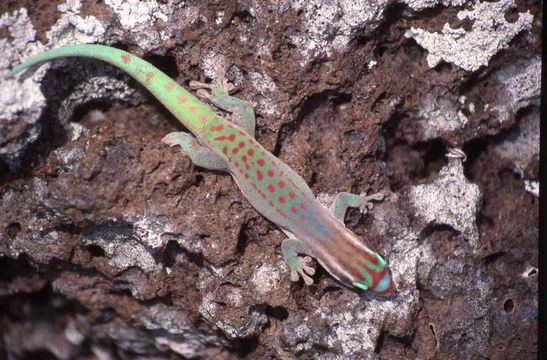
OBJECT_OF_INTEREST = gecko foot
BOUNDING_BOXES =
[357,192,385,215]
[189,69,235,95]
[289,256,315,286]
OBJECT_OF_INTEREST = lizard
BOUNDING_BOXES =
[7,44,395,296]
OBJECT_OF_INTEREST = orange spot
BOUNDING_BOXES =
[211,125,224,132]
[178,97,187,104]
[121,54,130,63]
[200,115,208,123]
[145,72,155,82]
[165,83,175,91]
[188,106,197,113]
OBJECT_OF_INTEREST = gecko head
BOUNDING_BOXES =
[351,256,395,297]
[315,227,395,297]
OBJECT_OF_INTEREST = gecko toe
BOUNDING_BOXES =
[189,80,211,90]
[195,89,212,100]
[299,269,314,285]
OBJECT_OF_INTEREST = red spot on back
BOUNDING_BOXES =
[222,147,228,155]
[241,156,247,163]
[244,173,250,179]
[238,141,245,148]
[215,135,227,141]
[232,147,239,155]
[211,125,224,132]
[299,203,307,210]
[178,97,187,104]
[267,184,275,193]
[228,134,236,142]
[269,201,275,207]
[288,192,296,200]
[145,72,154,82]
[276,208,290,219]
[213,117,220,121]
[239,130,246,135]
[235,162,240,168]
[289,179,301,190]
[200,115,208,123]
[188,106,197,113]
[165,83,175,91]
[257,159,265,166]
[257,189,267,199]
[248,149,255,156]
[278,196,286,204]
[267,170,275,178]
[290,207,298,214]
[121,54,130,63]
[278,181,285,188]
[256,170,264,181]
[300,215,307,221]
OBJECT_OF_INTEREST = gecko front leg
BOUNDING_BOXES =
[281,238,315,285]
[162,131,228,171]
[330,191,385,222]
[189,74,256,137]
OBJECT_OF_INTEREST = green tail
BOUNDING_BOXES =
[7,44,216,135]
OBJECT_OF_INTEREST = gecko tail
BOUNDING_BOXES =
[6,44,209,134]
[7,45,114,78]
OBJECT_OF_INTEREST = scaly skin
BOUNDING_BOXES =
[8,44,395,296]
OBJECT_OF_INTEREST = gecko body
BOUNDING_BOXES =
[8,45,394,296]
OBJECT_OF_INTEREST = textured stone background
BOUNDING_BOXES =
[0,0,539,358]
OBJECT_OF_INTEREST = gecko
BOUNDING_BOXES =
[7,44,395,296]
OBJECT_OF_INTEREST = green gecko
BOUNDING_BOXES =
[8,44,395,296]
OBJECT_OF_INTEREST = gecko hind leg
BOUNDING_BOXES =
[189,74,256,137]
[330,191,385,222]
[162,131,228,171]
[282,238,315,285]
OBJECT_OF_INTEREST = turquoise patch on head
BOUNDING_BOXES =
[353,281,369,291]
[374,272,392,293]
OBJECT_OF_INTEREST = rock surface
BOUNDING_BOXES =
[0,0,538,358]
